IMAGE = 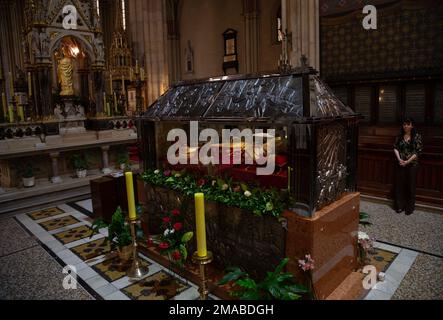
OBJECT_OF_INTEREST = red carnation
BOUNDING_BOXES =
[164,170,171,177]
[172,250,181,261]
[198,179,206,186]
[159,242,170,250]
[147,238,154,246]
[173,222,183,231]
[162,217,171,224]
[171,209,180,216]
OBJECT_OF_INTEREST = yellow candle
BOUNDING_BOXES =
[106,102,110,116]
[194,193,207,257]
[113,92,117,112]
[125,172,137,220]
[122,75,125,93]
[287,166,291,192]
[2,93,7,119]
[18,106,24,122]
[9,72,14,95]
[28,72,32,97]
[103,92,107,116]
[8,105,14,123]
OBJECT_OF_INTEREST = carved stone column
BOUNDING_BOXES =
[288,0,320,70]
[243,0,260,73]
[101,145,112,174]
[166,0,181,85]
[50,152,62,183]
[92,66,105,115]
[35,63,53,119]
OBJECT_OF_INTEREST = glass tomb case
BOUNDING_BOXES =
[138,69,359,217]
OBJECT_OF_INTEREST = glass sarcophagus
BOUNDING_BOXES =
[138,68,359,218]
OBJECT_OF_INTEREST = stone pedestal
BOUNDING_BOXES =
[101,145,112,174]
[283,192,360,299]
[138,179,359,298]
[50,152,62,183]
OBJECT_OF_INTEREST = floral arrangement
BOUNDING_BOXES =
[218,258,307,300]
[358,231,375,265]
[298,254,315,272]
[153,208,193,267]
[140,169,286,217]
[298,254,317,300]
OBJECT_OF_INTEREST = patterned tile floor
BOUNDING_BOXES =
[12,199,421,300]
[15,201,206,300]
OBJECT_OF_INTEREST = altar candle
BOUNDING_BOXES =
[122,75,125,93]
[18,106,24,122]
[9,72,14,95]
[103,92,107,116]
[287,166,291,192]
[106,102,111,116]
[2,93,7,119]
[194,193,207,257]
[109,74,113,93]
[125,172,137,220]
[8,105,14,123]
[136,59,139,71]
[28,72,32,97]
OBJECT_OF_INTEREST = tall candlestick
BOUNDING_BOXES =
[140,68,145,81]
[18,106,24,122]
[287,166,291,192]
[106,102,111,116]
[113,92,118,113]
[122,75,125,94]
[135,59,139,71]
[110,73,113,93]
[28,72,32,97]
[194,193,207,257]
[2,93,7,119]
[103,92,107,116]
[8,105,14,123]
[125,172,137,220]
[9,72,14,96]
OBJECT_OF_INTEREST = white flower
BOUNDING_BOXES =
[164,229,175,237]
[212,180,217,186]
[358,231,369,240]
[244,191,252,197]
[175,173,181,178]
[154,170,160,174]
[222,184,229,191]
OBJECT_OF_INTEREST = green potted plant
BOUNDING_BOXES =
[90,207,133,261]
[70,153,89,178]
[21,163,35,188]
[116,150,130,171]
[218,258,308,300]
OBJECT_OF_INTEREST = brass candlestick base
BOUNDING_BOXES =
[127,219,149,279]
[192,251,213,300]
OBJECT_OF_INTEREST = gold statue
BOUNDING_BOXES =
[57,47,74,96]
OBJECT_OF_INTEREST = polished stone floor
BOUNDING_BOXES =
[360,200,443,300]
[0,198,441,300]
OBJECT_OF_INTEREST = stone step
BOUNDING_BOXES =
[326,271,367,300]
[0,185,91,216]
[0,172,106,215]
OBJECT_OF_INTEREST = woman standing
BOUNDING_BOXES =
[393,118,423,215]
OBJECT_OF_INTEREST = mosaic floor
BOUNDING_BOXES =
[15,202,206,300]
[14,199,417,300]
